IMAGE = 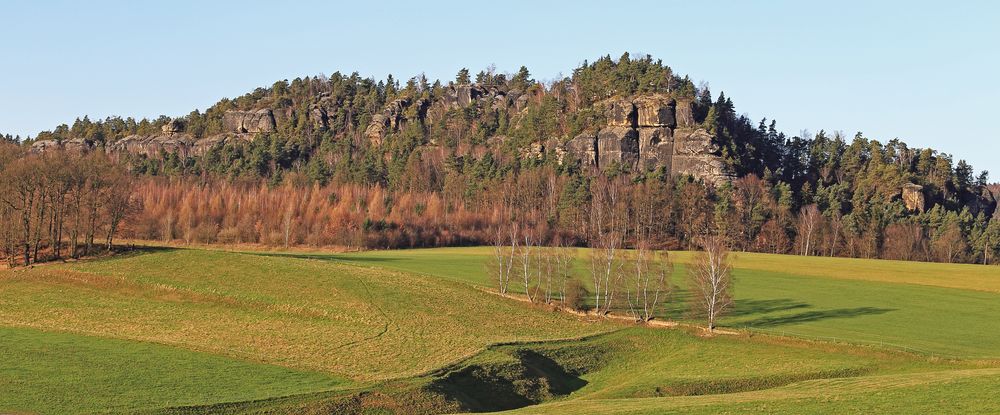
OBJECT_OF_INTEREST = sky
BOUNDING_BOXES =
[1,0,997,179]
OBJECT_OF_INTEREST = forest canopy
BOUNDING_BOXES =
[4,54,997,265]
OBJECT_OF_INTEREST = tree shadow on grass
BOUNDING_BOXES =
[737,307,896,328]
[659,291,812,321]
[246,252,403,263]
[729,298,812,317]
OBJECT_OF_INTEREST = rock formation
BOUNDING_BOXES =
[559,96,731,184]
[29,85,730,184]
[31,138,93,153]
[597,126,639,169]
[223,109,276,134]
[901,183,925,212]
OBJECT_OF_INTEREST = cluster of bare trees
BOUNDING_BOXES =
[488,177,580,307]
[488,175,693,324]
[0,147,135,267]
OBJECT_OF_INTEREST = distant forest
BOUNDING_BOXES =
[1,53,997,265]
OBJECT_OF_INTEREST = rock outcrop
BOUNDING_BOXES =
[901,183,925,212]
[31,138,93,153]
[365,83,519,146]
[597,126,639,169]
[637,127,673,171]
[29,86,729,184]
[161,119,185,133]
[560,96,730,184]
[223,109,276,134]
[634,95,676,128]
[109,134,196,158]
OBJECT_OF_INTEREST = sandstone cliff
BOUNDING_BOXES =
[562,96,730,183]
[31,86,729,183]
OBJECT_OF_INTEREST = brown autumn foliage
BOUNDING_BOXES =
[124,175,489,250]
[0,148,135,266]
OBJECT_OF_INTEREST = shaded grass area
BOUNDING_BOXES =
[325,247,1000,358]
[0,326,345,415]
[501,368,1000,415]
[132,327,984,415]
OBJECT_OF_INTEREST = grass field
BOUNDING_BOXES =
[0,326,344,414]
[330,247,1000,358]
[1,245,998,414]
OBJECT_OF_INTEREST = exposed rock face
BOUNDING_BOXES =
[675,99,696,128]
[557,95,730,184]
[365,114,389,146]
[310,106,328,130]
[223,109,276,134]
[366,83,513,145]
[901,184,926,213]
[161,119,185,133]
[672,128,729,183]
[366,97,430,145]
[30,138,93,153]
[520,141,545,160]
[674,128,718,155]
[109,134,195,158]
[107,133,256,158]
[637,127,673,171]
[597,126,639,169]
[566,132,598,166]
[190,134,255,156]
[605,99,637,127]
[634,95,676,128]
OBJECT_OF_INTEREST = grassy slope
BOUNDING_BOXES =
[3,246,998,414]
[331,247,1000,357]
[0,248,611,380]
[501,368,1000,414]
[0,326,344,415]
[336,247,1000,293]
[498,328,914,399]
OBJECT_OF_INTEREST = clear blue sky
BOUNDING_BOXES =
[2,0,997,179]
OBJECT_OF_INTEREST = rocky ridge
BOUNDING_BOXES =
[31,85,732,183]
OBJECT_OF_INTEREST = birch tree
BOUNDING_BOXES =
[689,234,734,331]
[589,176,628,315]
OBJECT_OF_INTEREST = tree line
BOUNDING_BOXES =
[0,145,134,266]
[10,54,998,266]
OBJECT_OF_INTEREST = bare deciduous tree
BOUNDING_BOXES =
[689,234,734,331]
[797,204,821,256]
[624,247,672,322]
[589,176,628,315]
[487,180,519,295]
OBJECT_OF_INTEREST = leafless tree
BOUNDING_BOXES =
[104,170,136,251]
[932,222,965,263]
[689,233,734,331]
[797,204,821,256]
[589,176,628,315]
[518,230,537,302]
[624,247,672,322]
[487,180,521,295]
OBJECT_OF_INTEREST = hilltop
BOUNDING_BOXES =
[6,53,999,263]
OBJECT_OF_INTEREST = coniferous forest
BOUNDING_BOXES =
[2,54,997,265]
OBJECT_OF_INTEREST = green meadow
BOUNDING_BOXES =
[0,246,998,414]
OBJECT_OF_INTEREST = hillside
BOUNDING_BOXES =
[1,247,999,414]
[3,53,999,265]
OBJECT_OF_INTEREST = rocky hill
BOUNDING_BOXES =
[22,54,996,224]
[31,82,730,184]
[32,56,734,183]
